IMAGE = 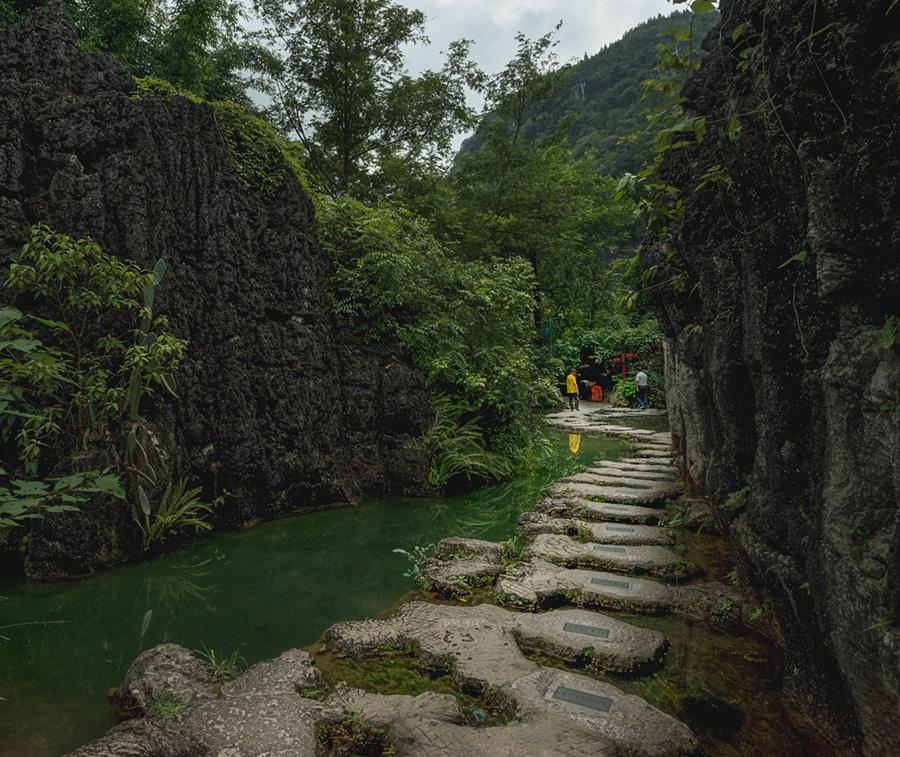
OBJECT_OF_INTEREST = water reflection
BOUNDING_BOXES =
[568,433,582,454]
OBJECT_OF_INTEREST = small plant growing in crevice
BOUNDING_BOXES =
[146,693,185,719]
[315,714,393,756]
[134,479,220,551]
[196,644,246,684]
[391,544,434,588]
[711,600,739,626]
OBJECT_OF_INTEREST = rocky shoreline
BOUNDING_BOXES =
[71,405,761,756]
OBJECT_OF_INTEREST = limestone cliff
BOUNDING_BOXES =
[0,8,432,579]
[646,0,899,752]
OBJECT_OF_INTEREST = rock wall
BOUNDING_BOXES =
[0,8,432,579]
[647,1,899,753]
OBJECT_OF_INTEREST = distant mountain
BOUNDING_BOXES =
[462,10,720,176]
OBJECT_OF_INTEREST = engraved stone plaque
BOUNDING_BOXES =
[591,577,630,589]
[593,545,627,554]
[606,526,636,533]
[562,621,610,639]
[552,686,613,713]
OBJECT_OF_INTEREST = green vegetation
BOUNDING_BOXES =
[65,0,254,103]
[319,195,552,481]
[0,226,186,538]
[314,648,518,727]
[196,644,246,683]
[460,10,719,175]
[146,693,186,719]
[252,0,483,198]
[315,715,394,757]
[391,544,433,588]
[133,479,219,551]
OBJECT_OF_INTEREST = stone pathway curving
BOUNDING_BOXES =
[73,403,738,757]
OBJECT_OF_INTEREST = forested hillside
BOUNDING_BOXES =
[461,10,719,175]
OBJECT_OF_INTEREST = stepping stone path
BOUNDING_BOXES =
[518,511,674,546]
[524,533,700,581]
[75,404,740,757]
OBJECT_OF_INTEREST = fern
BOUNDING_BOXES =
[134,479,217,551]
[422,396,512,487]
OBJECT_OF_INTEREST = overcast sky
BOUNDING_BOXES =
[401,0,676,78]
[397,0,676,144]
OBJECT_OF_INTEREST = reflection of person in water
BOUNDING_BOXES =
[568,433,581,455]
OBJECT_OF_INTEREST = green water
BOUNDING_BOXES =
[0,431,626,756]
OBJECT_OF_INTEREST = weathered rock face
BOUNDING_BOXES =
[0,8,432,578]
[645,0,899,752]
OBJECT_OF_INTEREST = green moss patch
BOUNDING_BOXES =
[314,648,517,727]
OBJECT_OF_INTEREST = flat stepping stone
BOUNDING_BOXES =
[633,448,676,459]
[589,462,677,481]
[550,481,676,506]
[421,556,503,597]
[525,534,699,581]
[618,456,677,468]
[536,497,666,525]
[326,601,667,676]
[568,472,680,491]
[497,559,676,613]
[518,512,673,546]
[433,536,505,561]
[512,668,697,757]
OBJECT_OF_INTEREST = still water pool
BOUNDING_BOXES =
[0,432,625,756]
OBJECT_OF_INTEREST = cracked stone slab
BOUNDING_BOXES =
[524,534,699,581]
[536,496,666,525]
[568,472,682,492]
[497,559,676,614]
[550,481,675,505]
[512,668,697,757]
[518,511,673,546]
[326,601,667,677]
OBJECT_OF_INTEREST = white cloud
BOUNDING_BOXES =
[402,0,675,74]
[398,0,675,145]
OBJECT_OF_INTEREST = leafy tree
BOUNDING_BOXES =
[251,0,484,197]
[60,0,253,103]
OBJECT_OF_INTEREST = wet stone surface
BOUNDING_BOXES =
[525,534,700,581]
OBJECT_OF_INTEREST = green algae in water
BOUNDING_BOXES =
[0,431,624,756]
[601,614,836,756]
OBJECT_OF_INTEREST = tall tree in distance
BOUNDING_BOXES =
[252,0,484,198]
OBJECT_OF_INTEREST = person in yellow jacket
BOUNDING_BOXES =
[566,369,579,411]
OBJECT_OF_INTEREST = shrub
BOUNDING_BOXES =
[318,197,555,477]
[0,225,186,537]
